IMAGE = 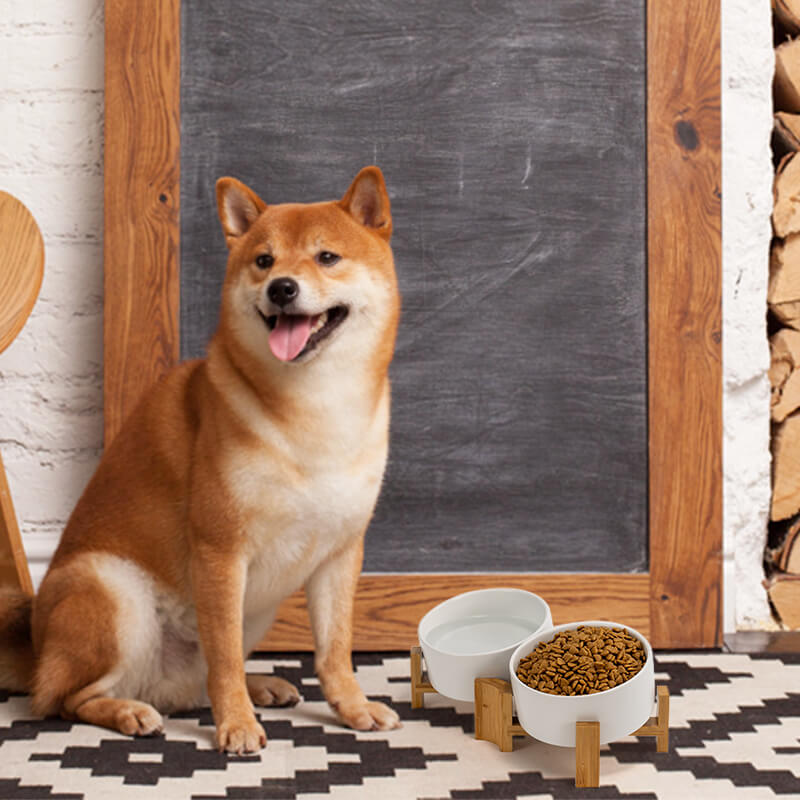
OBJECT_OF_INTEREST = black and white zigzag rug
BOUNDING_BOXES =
[1,651,799,799]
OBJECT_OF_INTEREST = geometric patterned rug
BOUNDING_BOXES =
[1,651,799,799]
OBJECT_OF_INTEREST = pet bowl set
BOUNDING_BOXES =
[410,588,669,788]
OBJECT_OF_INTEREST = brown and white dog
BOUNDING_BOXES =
[0,166,401,753]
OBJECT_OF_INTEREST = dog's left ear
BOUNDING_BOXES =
[339,166,392,241]
[216,177,267,246]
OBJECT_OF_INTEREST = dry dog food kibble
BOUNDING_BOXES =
[516,626,646,696]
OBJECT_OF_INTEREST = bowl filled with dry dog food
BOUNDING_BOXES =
[509,621,654,746]
[419,588,553,702]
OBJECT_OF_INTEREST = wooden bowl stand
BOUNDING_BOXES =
[410,645,670,788]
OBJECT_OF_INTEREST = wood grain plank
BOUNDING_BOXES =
[259,573,650,651]
[104,0,180,444]
[647,0,722,647]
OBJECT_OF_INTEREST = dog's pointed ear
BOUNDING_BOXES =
[339,166,392,241]
[216,177,266,245]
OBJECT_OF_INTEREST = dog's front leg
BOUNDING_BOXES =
[305,538,400,731]
[192,545,266,753]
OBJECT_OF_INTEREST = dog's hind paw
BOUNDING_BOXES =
[116,701,164,737]
[246,675,301,707]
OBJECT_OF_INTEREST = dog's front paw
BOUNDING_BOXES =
[215,713,267,754]
[334,700,401,731]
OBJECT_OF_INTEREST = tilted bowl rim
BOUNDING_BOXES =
[418,587,553,659]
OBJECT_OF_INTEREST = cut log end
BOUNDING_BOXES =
[767,574,800,629]
[775,113,800,157]
[771,413,800,520]
[770,329,800,421]
[775,0,800,36]
[773,156,800,238]
[769,236,800,327]
[776,38,800,115]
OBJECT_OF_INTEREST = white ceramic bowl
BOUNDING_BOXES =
[509,620,655,747]
[418,588,553,702]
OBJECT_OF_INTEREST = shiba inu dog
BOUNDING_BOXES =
[0,166,401,753]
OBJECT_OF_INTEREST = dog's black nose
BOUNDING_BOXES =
[268,277,299,308]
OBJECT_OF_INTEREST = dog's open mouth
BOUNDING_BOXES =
[257,306,348,362]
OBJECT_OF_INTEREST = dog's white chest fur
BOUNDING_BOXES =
[241,454,382,583]
[223,384,390,648]
[239,462,383,650]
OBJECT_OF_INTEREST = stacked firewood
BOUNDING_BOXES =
[766,0,800,627]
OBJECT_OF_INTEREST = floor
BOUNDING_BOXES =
[0,650,798,799]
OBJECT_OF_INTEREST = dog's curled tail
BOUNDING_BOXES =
[0,587,34,693]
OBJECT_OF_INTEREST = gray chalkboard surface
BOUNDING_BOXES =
[180,0,647,573]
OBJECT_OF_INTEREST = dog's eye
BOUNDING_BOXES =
[316,251,341,267]
[255,254,274,269]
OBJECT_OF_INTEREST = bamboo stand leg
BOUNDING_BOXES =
[575,721,600,787]
[409,646,437,708]
[656,685,669,752]
[633,685,670,752]
[473,678,525,752]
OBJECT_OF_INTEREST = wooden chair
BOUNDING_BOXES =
[0,191,45,596]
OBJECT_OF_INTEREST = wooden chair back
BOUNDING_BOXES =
[0,191,45,594]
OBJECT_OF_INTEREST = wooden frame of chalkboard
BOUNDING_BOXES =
[103,0,721,649]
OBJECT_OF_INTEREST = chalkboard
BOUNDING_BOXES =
[180,0,647,573]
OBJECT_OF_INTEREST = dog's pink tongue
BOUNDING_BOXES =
[269,314,316,362]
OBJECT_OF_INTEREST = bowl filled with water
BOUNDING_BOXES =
[417,588,553,702]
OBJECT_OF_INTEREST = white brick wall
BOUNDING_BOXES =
[722,0,776,630]
[0,0,104,587]
[0,1,777,630]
